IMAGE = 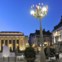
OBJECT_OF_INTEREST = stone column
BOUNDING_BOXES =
[0,40,1,51]
[54,36,56,43]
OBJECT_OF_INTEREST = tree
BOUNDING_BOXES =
[24,46,36,62]
[44,47,56,58]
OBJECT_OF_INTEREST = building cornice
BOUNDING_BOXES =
[0,31,24,36]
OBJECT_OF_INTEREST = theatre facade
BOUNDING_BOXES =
[0,31,28,52]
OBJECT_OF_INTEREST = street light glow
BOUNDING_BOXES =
[30,4,48,18]
[40,13,44,17]
[30,10,35,15]
[42,6,47,12]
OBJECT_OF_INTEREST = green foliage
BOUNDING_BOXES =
[24,46,36,60]
[44,47,56,58]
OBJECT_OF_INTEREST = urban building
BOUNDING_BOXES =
[25,36,29,47]
[52,16,62,52]
[0,31,28,52]
[29,33,36,46]
[29,29,52,47]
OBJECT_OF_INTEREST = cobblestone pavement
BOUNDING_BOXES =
[46,58,62,62]
[0,53,62,62]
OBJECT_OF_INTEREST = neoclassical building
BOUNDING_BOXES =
[0,31,28,52]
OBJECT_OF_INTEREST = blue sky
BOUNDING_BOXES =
[0,0,62,35]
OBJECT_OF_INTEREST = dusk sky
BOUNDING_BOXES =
[0,0,62,36]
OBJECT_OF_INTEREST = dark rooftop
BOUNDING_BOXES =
[0,31,22,33]
[0,31,24,36]
[29,29,52,36]
[53,16,62,31]
[35,30,51,35]
[29,33,35,36]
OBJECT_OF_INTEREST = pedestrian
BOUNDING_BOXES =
[55,53,59,59]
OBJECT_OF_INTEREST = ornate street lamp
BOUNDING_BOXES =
[30,3,48,62]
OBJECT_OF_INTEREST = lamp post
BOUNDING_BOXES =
[30,3,48,62]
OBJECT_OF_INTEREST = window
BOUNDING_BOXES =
[13,40,15,52]
[9,40,11,44]
[17,40,19,44]
[5,40,8,46]
[1,40,4,44]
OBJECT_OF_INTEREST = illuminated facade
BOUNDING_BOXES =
[52,28,62,44]
[52,16,62,52]
[0,31,28,52]
[52,16,62,44]
[29,30,52,47]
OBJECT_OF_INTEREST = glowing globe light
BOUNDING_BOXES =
[42,6,48,12]
[40,13,44,17]
[30,10,35,15]
[30,3,48,18]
